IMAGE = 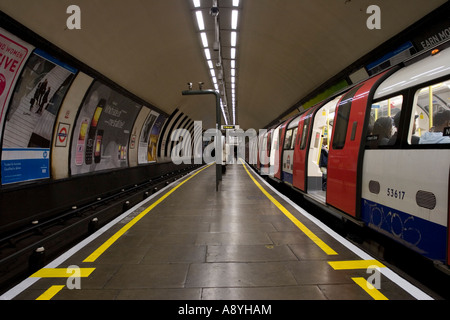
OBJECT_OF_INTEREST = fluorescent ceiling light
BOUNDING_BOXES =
[196,11,205,30]
[193,0,201,7]
[210,69,216,77]
[231,76,235,83]
[207,60,213,69]
[231,32,237,47]
[231,60,235,68]
[204,48,211,59]
[231,48,236,59]
[231,69,235,76]
[231,10,238,29]
[200,32,208,47]
[233,0,239,6]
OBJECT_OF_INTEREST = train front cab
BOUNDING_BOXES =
[360,47,450,266]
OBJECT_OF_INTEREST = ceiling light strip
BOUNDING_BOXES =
[191,0,242,125]
[196,11,205,30]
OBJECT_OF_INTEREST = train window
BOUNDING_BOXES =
[332,86,361,149]
[284,129,293,150]
[290,128,298,149]
[299,117,311,150]
[276,128,282,149]
[262,135,269,152]
[365,95,403,148]
[414,80,450,145]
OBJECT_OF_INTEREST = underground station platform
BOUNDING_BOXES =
[1,161,440,302]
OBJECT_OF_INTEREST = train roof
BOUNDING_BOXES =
[374,46,450,100]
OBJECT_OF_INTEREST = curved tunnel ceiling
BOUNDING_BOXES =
[0,0,447,130]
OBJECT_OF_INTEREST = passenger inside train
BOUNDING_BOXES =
[415,80,450,144]
[319,137,328,191]
[372,116,393,146]
[389,112,420,145]
[420,110,450,144]
[366,95,403,148]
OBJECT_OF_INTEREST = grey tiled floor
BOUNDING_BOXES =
[14,163,420,300]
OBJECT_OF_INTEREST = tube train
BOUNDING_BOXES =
[247,44,450,268]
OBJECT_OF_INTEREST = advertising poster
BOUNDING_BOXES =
[0,27,33,146]
[137,110,158,164]
[1,48,77,184]
[70,81,142,175]
[148,114,166,162]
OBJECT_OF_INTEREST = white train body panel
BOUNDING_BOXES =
[374,49,450,99]
[361,149,449,260]
[362,150,449,227]
[361,47,450,261]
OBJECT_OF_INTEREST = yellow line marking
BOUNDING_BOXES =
[240,160,338,255]
[328,259,385,270]
[83,163,214,262]
[30,268,96,278]
[35,285,65,300]
[352,277,389,300]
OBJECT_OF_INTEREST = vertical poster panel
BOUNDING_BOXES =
[70,81,141,175]
[51,72,94,180]
[128,106,150,167]
[138,110,159,164]
[0,27,33,145]
[1,48,77,184]
[148,114,166,163]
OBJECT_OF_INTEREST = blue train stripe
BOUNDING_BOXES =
[361,198,446,262]
[281,171,293,184]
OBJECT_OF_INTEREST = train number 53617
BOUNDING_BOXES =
[387,188,405,200]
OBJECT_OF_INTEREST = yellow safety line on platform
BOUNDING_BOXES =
[35,285,65,300]
[83,163,214,263]
[352,277,389,300]
[328,259,386,270]
[30,268,96,278]
[240,160,338,255]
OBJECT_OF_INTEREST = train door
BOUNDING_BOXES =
[306,96,341,203]
[327,72,387,218]
[275,120,292,180]
[260,129,272,175]
[292,107,316,191]
[247,132,259,169]
[269,125,281,177]
[256,131,266,172]
[281,115,301,184]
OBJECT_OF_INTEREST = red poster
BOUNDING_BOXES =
[0,28,33,141]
